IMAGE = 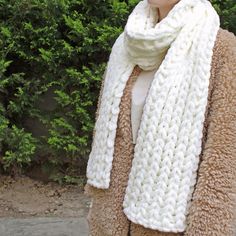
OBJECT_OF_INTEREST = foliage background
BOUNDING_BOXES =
[0,0,235,184]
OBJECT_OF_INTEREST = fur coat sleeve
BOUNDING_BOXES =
[184,29,236,236]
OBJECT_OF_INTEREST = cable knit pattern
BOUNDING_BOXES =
[86,0,220,232]
[131,68,160,144]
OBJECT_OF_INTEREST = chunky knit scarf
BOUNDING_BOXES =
[86,0,220,232]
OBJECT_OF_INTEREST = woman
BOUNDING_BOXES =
[84,0,236,235]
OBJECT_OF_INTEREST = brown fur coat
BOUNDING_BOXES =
[84,28,236,236]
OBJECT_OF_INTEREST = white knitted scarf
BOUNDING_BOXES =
[86,0,220,232]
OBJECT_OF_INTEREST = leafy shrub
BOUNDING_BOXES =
[0,0,234,183]
[1,125,37,170]
[212,0,236,34]
[0,0,137,182]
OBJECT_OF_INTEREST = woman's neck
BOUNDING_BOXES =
[156,8,169,22]
[156,1,180,22]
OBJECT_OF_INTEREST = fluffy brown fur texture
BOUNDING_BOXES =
[84,28,236,236]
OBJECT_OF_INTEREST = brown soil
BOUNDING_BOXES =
[0,174,90,218]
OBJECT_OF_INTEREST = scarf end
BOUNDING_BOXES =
[123,206,186,233]
[86,152,112,190]
[86,178,110,190]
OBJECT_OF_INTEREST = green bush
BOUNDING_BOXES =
[0,0,235,183]
[0,0,138,182]
[212,0,236,34]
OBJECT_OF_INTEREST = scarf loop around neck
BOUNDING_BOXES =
[86,0,220,232]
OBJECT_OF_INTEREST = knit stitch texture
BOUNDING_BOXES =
[86,0,220,232]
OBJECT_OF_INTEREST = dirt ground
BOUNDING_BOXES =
[0,174,90,218]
